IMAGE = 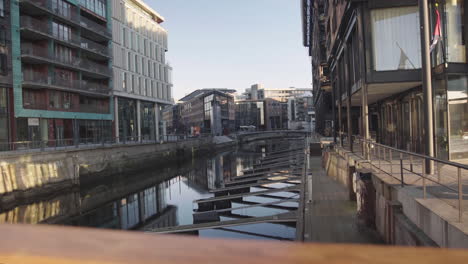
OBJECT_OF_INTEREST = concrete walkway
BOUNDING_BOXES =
[302,156,382,244]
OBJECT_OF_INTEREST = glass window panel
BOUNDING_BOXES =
[446,0,466,63]
[371,6,422,71]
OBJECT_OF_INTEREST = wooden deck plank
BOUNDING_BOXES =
[194,186,300,204]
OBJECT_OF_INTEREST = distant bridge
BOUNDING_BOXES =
[236,130,311,144]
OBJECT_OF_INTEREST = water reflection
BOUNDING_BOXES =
[0,140,298,240]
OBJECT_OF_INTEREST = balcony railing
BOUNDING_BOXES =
[22,0,80,24]
[20,16,80,46]
[22,71,110,95]
[80,15,111,38]
[80,38,109,56]
[21,44,81,68]
[80,59,111,76]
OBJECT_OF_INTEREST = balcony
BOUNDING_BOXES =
[80,59,111,77]
[22,70,110,96]
[21,43,81,70]
[80,38,109,57]
[20,0,80,24]
[20,16,80,46]
[79,15,111,39]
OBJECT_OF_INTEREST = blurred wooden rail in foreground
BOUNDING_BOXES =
[1,224,468,264]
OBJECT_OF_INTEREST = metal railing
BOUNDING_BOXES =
[0,134,210,154]
[22,70,110,95]
[22,0,81,24]
[80,38,109,56]
[79,15,111,38]
[349,135,468,222]
[80,59,111,76]
[21,16,81,45]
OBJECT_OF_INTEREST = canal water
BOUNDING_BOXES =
[0,139,299,241]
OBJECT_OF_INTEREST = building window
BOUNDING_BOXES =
[122,72,127,91]
[138,77,142,94]
[135,55,138,73]
[52,0,72,19]
[142,58,145,76]
[79,0,106,18]
[54,44,74,64]
[446,1,466,63]
[122,27,126,46]
[144,79,148,96]
[127,51,131,71]
[448,75,468,160]
[131,74,135,92]
[148,61,151,78]
[150,42,153,58]
[52,21,73,42]
[0,54,7,75]
[0,0,4,17]
[144,39,147,56]
[371,6,421,71]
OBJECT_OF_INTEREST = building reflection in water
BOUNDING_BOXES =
[0,140,293,233]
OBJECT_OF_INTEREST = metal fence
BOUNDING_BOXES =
[0,134,211,154]
[349,136,468,222]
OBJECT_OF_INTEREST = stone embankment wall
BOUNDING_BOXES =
[0,138,215,208]
[323,147,468,248]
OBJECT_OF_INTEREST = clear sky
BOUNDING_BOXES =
[148,0,312,100]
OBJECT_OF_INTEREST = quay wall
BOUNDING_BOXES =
[323,147,467,248]
[0,138,216,209]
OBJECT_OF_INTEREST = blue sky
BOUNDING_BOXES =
[148,0,312,100]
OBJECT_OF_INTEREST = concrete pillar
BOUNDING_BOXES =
[154,103,160,142]
[137,100,141,142]
[114,97,120,143]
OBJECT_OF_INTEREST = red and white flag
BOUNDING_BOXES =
[430,8,441,52]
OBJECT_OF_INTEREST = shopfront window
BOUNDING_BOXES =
[118,98,138,141]
[140,101,155,141]
[446,0,466,63]
[371,6,422,71]
[434,78,449,160]
[448,75,468,160]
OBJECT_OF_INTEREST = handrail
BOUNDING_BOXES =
[345,135,467,222]
[354,135,468,170]
[0,134,212,153]
[3,224,468,264]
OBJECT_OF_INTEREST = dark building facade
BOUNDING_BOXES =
[235,98,286,131]
[302,0,332,136]
[178,89,235,135]
[302,0,468,161]
[0,0,12,150]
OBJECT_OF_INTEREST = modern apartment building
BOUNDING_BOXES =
[11,0,113,146]
[302,0,468,161]
[111,0,173,142]
[0,0,12,150]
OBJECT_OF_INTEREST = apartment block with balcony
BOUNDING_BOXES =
[0,0,12,150]
[302,0,468,161]
[111,0,173,142]
[10,0,113,147]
